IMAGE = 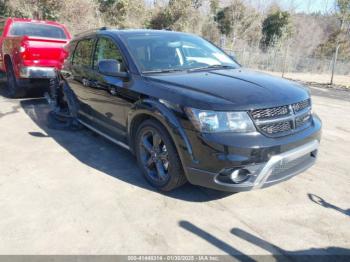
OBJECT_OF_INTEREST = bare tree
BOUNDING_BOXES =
[331,0,350,84]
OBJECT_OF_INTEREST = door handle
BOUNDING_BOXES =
[109,87,117,95]
[61,70,72,78]
[89,80,98,88]
[82,78,98,88]
[82,78,89,87]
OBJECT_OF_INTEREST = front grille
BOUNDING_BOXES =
[251,99,312,137]
[268,153,315,182]
[292,99,311,113]
[260,121,292,134]
[296,112,312,128]
[251,106,290,120]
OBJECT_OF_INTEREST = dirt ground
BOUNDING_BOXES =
[0,81,349,257]
[261,71,350,88]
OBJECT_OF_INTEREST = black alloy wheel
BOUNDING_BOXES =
[135,119,187,191]
[139,127,170,183]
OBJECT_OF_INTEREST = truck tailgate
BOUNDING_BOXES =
[21,36,69,68]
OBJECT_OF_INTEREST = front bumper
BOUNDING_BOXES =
[180,115,322,192]
[19,66,56,79]
[186,140,319,192]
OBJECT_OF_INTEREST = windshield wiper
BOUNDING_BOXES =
[143,65,237,74]
[143,68,186,74]
[188,65,237,72]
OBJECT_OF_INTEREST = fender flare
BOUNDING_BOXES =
[127,99,197,163]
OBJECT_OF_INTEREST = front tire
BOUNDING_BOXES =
[135,119,187,191]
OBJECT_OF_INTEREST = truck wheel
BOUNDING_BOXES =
[5,62,26,98]
[135,119,187,191]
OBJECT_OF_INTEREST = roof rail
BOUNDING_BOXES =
[74,27,109,37]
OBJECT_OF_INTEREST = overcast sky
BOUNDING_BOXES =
[280,0,335,13]
[242,0,336,13]
[147,0,336,14]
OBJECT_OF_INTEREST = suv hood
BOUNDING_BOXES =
[145,69,310,111]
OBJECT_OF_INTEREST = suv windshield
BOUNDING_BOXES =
[10,22,67,39]
[120,32,239,73]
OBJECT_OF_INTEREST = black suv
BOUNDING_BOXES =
[51,28,322,192]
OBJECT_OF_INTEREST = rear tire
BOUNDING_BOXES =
[5,61,26,98]
[135,119,187,191]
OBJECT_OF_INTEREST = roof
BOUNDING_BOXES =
[75,28,194,38]
[112,29,188,34]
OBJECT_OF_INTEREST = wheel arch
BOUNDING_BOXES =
[127,99,196,166]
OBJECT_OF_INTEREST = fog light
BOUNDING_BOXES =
[230,169,251,183]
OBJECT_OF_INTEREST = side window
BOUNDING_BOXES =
[73,38,95,67]
[0,21,5,37]
[93,37,125,72]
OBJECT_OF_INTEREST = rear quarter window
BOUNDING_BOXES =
[9,22,67,39]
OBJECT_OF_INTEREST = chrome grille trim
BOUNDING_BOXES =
[250,99,312,137]
[260,121,292,134]
[253,140,319,189]
[296,111,312,129]
[292,99,311,113]
[251,105,290,120]
[212,140,319,190]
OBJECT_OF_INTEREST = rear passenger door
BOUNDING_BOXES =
[68,38,96,121]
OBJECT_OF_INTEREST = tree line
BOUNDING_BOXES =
[1,0,349,62]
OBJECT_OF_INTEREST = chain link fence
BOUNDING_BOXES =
[225,49,350,76]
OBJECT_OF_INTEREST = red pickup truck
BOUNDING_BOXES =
[0,17,71,98]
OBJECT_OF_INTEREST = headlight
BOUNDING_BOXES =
[185,108,256,133]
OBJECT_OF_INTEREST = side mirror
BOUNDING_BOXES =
[98,59,128,78]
